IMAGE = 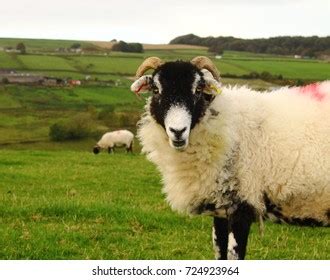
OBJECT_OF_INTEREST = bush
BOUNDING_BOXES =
[111,41,144,53]
[49,113,93,141]
[16,42,26,54]
[260,71,273,81]
[1,77,9,84]
[49,122,67,141]
[70,43,81,49]
[97,106,115,121]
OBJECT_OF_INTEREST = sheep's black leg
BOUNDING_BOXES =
[227,202,256,260]
[126,142,133,153]
[108,147,113,154]
[213,217,229,260]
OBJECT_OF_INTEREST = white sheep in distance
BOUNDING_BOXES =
[130,56,330,260]
[93,130,134,154]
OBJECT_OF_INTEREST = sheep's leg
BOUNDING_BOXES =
[227,202,255,260]
[108,147,114,154]
[129,142,133,153]
[126,142,133,153]
[213,217,229,260]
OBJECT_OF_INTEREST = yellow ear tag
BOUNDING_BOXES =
[210,84,222,95]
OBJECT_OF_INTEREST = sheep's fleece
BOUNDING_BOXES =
[138,82,330,224]
[97,130,133,148]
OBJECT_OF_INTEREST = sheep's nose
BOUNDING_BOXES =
[169,127,187,139]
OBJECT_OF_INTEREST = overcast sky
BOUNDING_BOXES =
[1,0,329,43]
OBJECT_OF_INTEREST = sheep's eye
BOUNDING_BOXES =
[195,85,203,94]
[153,87,159,94]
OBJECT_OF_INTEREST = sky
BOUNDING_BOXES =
[1,0,329,43]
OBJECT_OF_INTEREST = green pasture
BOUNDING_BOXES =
[0,150,328,259]
[1,46,329,81]
[0,84,143,145]
[223,59,330,80]
[223,50,308,61]
[0,78,273,146]
[1,85,139,110]
[68,56,142,74]
[0,38,94,51]
[0,52,22,69]
[18,55,77,71]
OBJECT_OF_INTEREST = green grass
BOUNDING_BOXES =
[0,38,94,51]
[0,80,268,146]
[69,56,142,74]
[1,48,329,81]
[18,55,77,71]
[0,150,328,259]
[0,84,140,110]
[215,60,250,76]
[0,52,22,68]
[0,84,144,145]
[223,59,330,80]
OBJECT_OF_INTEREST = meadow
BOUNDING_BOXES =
[1,38,330,81]
[0,40,329,259]
[0,151,328,260]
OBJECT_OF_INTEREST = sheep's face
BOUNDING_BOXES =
[132,61,220,151]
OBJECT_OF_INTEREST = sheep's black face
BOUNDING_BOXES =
[149,61,213,150]
[93,146,100,154]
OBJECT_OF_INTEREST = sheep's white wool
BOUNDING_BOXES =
[153,74,163,94]
[97,130,134,149]
[138,82,330,223]
[212,226,221,260]
[191,73,201,93]
[227,232,238,260]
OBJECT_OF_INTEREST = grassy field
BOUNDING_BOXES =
[0,38,95,52]
[0,77,274,147]
[221,59,330,80]
[0,150,328,260]
[0,84,143,146]
[1,41,329,81]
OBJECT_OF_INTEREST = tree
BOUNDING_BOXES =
[111,41,144,53]
[70,43,81,49]
[16,42,26,54]
[208,44,224,55]
[169,34,330,56]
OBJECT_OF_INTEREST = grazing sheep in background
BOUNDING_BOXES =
[130,56,330,260]
[93,130,134,154]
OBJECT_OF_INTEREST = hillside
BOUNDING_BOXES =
[1,37,330,149]
[170,34,330,57]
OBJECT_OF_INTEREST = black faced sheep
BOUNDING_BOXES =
[130,56,330,260]
[93,130,134,154]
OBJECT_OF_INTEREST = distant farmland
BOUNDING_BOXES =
[1,50,329,80]
[0,39,329,148]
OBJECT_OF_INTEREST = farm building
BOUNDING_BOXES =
[69,80,81,86]
[0,71,65,86]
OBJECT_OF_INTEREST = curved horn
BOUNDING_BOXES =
[135,57,163,78]
[191,56,220,81]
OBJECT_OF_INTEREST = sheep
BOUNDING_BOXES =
[130,56,330,260]
[93,130,134,154]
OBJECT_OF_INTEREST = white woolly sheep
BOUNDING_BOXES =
[93,130,134,154]
[130,56,330,260]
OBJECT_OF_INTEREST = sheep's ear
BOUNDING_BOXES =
[202,69,222,95]
[130,75,152,94]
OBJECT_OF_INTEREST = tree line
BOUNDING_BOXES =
[111,41,143,53]
[170,34,330,57]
